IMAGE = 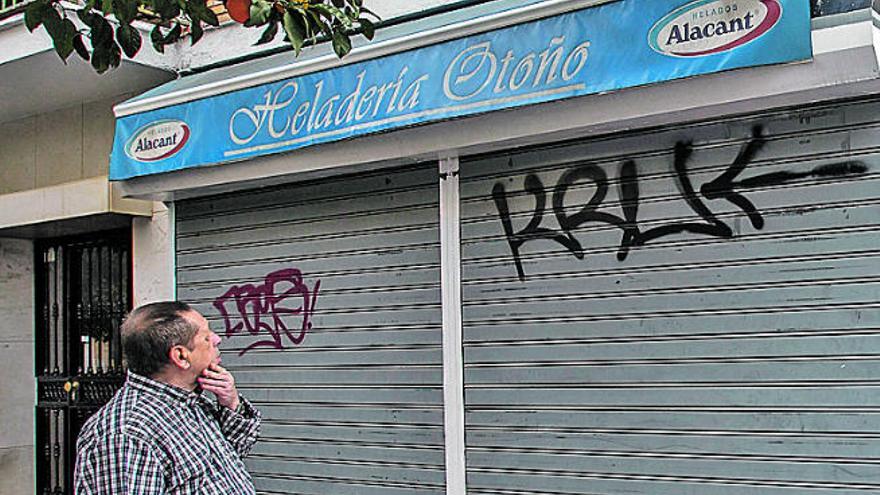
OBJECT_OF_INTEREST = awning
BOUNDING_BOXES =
[109,0,813,182]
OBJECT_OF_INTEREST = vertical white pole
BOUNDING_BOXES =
[439,155,466,495]
[169,201,177,300]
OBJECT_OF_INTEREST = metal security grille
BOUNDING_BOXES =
[35,229,131,495]
[459,99,880,494]
[176,163,445,495]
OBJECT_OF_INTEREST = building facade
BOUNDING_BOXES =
[3,0,880,494]
[0,8,175,492]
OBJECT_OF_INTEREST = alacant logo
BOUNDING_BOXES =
[649,0,782,57]
[125,120,190,162]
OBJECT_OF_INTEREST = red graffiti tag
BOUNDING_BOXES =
[213,268,321,355]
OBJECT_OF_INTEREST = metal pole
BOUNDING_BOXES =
[439,155,467,495]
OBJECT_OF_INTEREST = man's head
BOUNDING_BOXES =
[121,301,222,386]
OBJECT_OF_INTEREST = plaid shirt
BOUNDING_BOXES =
[74,371,262,495]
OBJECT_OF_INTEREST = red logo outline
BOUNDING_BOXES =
[667,0,782,57]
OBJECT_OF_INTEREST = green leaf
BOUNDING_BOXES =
[53,18,77,61]
[312,3,351,28]
[200,6,219,27]
[359,5,379,20]
[115,23,141,58]
[290,7,313,39]
[359,17,374,40]
[109,41,122,69]
[41,5,62,39]
[188,0,219,27]
[91,43,110,72]
[163,23,182,44]
[76,8,94,25]
[306,10,330,36]
[112,0,138,24]
[101,0,112,15]
[247,0,271,26]
[91,39,120,73]
[90,15,114,46]
[254,20,278,45]
[73,33,90,61]
[150,24,164,53]
[24,1,46,32]
[151,0,179,19]
[282,10,304,55]
[331,30,350,58]
[190,19,204,45]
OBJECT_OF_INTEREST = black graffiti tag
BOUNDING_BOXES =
[493,168,584,281]
[493,125,869,281]
[213,268,321,355]
[700,125,768,229]
[634,138,733,245]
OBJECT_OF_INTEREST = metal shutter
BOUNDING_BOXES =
[176,163,444,495]
[459,100,880,494]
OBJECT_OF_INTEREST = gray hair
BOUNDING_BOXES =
[121,301,199,377]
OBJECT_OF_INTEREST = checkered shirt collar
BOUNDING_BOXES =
[126,370,213,409]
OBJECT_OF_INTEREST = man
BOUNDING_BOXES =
[74,301,261,494]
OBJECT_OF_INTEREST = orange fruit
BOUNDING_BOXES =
[226,0,251,24]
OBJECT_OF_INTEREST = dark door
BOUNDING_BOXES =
[35,229,131,495]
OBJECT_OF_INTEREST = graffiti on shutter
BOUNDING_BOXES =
[492,125,870,280]
[213,267,322,355]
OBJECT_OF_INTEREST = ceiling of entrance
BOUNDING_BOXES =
[0,49,175,124]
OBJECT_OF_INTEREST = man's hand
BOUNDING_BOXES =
[198,364,241,411]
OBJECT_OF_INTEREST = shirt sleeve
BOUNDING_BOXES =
[75,434,166,495]
[216,394,262,458]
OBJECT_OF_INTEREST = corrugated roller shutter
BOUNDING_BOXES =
[175,163,444,495]
[459,100,880,494]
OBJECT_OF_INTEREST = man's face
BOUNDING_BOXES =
[183,310,222,377]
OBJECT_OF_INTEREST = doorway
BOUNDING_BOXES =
[34,229,131,494]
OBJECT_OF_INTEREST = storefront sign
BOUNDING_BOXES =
[110,0,811,180]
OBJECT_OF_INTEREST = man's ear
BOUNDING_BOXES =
[168,345,191,370]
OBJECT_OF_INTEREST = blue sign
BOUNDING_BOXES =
[111,0,811,180]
